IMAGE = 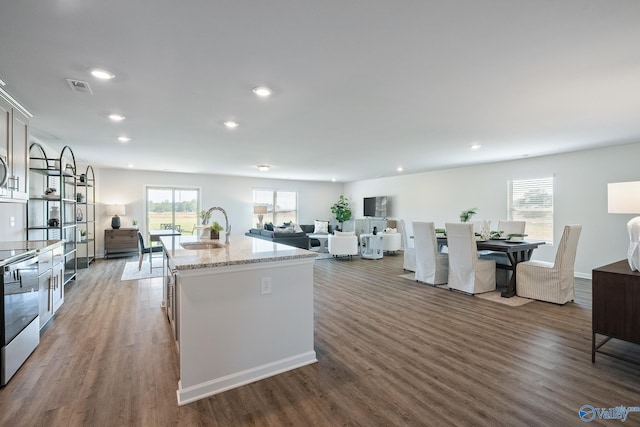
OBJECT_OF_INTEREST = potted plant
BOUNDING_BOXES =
[459,208,477,222]
[209,221,224,239]
[132,219,139,229]
[80,229,88,242]
[330,195,352,231]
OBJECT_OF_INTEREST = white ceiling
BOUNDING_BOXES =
[1,0,639,182]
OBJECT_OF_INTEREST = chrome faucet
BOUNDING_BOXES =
[203,206,231,244]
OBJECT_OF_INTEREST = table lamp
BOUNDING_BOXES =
[607,181,640,270]
[107,204,126,229]
[254,205,267,228]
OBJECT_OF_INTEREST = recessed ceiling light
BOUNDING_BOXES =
[470,143,482,150]
[332,177,336,182]
[257,164,270,172]
[127,163,134,168]
[109,114,125,122]
[224,120,239,128]
[91,68,115,80]
[252,86,272,97]
[397,166,404,172]
[118,136,131,143]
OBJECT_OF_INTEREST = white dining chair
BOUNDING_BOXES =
[516,224,582,304]
[445,222,496,294]
[413,221,448,285]
[398,219,416,272]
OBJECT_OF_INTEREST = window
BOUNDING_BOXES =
[253,189,298,227]
[146,187,200,235]
[507,177,554,244]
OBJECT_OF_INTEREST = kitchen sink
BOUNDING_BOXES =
[180,242,226,250]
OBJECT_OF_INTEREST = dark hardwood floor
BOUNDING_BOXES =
[1,254,640,426]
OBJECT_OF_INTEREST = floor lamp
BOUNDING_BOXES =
[608,181,640,271]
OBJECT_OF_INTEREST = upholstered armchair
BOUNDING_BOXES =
[398,220,416,272]
[328,231,358,259]
[381,230,401,254]
[413,221,448,285]
[445,222,496,294]
[516,225,582,304]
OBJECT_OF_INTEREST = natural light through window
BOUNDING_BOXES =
[252,189,298,227]
[507,177,554,244]
[146,187,200,236]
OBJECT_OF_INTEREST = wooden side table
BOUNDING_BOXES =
[592,259,640,363]
[104,228,139,258]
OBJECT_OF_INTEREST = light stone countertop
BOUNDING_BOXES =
[160,235,317,270]
[0,239,64,252]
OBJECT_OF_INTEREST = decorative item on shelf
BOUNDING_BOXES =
[330,195,352,232]
[48,205,60,227]
[372,226,378,235]
[253,205,268,229]
[79,173,86,183]
[76,192,84,202]
[80,229,88,242]
[76,208,83,222]
[107,204,125,229]
[132,219,139,229]
[43,187,58,199]
[459,208,477,222]
[608,181,640,271]
[209,221,224,239]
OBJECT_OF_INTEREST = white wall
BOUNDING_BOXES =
[97,168,343,257]
[344,143,640,278]
[0,202,25,242]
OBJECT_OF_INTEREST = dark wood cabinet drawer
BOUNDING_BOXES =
[104,228,138,257]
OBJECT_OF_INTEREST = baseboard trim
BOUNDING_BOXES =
[176,351,317,406]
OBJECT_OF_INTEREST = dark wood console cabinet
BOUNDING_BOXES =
[104,228,138,258]
[592,259,640,363]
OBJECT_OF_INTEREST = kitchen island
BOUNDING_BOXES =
[160,235,318,406]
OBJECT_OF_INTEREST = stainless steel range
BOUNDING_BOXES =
[1,249,39,385]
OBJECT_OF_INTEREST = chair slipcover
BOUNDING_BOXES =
[328,232,358,258]
[445,222,496,294]
[516,224,582,304]
[413,221,448,285]
[398,219,416,272]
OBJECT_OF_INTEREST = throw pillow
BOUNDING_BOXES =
[292,223,303,233]
[314,220,329,234]
[264,222,274,231]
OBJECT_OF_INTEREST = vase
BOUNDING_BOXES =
[480,220,491,241]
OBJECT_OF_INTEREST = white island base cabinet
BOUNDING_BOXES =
[175,257,316,405]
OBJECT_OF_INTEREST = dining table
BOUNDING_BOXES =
[149,228,181,242]
[437,237,545,298]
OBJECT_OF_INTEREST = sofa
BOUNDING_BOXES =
[245,223,336,250]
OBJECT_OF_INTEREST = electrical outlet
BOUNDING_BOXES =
[10,216,15,227]
[261,277,272,295]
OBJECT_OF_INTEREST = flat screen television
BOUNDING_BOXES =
[363,196,388,217]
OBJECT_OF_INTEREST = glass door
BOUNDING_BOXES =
[146,187,199,236]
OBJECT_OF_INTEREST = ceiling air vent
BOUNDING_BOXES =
[66,78,93,94]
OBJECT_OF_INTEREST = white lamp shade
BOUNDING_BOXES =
[608,182,640,214]
[107,204,126,216]
[253,205,268,215]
